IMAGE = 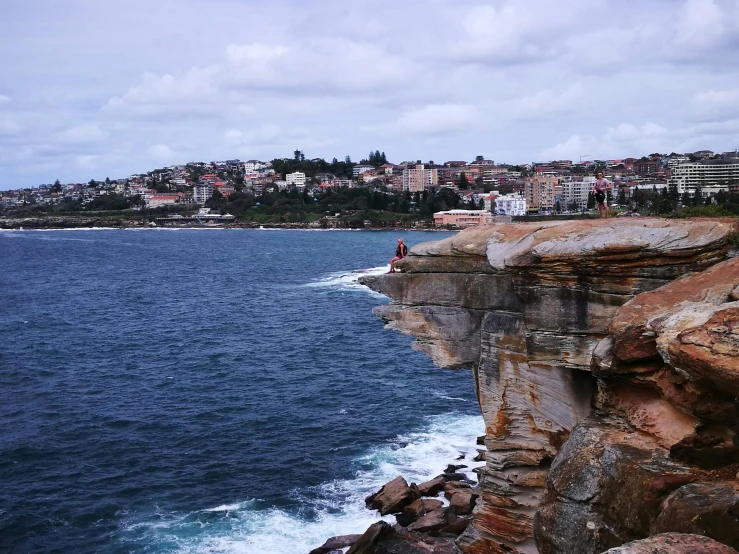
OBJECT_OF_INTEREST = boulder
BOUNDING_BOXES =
[652,481,739,549]
[534,415,698,554]
[346,521,395,554]
[600,532,739,554]
[395,498,443,527]
[440,515,472,536]
[407,508,456,534]
[366,477,420,516]
[449,489,478,515]
[309,534,362,554]
[444,464,467,473]
[443,481,471,499]
[607,257,739,367]
[415,475,445,497]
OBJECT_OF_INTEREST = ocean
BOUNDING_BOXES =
[0,228,483,554]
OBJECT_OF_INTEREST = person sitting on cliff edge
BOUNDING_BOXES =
[388,238,407,273]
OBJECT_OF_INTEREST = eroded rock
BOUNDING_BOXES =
[652,481,739,549]
[600,532,739,554]
[534,415,698,554]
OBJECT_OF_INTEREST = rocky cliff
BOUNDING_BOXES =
[360,219,739,554]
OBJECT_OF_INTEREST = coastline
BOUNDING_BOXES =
[0,216,452,231]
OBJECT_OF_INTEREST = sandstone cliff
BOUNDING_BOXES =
[360,219,739,554]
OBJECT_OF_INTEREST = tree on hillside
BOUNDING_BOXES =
[475,155,484,162]
[458,172,470,190]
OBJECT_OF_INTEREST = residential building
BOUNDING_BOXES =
[524,175,558,212]
[352,165,374,177]
[244,160,265,172]
[193,183,213,204]
[433,209,495,227]
[670,160,739,196]
[402,164,438,192]
[286,172,306,186]
[494,194,527,216]
[561,177,596,211]
[146,194,182,208]
[634,160,661,176]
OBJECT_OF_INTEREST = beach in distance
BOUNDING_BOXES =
[0,228,483,554]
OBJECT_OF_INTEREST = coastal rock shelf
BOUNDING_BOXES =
[359,219,739,554]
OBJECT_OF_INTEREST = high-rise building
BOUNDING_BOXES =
[402,164,438,192]
[524,176,558,212]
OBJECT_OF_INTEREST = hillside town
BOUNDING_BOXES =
[2,149,739,227]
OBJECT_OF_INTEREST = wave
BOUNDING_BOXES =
[305,266,389,295]
[119,412,484,554]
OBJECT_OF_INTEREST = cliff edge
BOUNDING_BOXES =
[360,218,739,554]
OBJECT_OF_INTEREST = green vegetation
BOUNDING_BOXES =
[203,186,473,224]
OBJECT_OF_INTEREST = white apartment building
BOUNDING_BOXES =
[669,161,739,196]
[494,194,527,216]
[286,172,307,186]
[244,160,266,173]
[668,157,690,169]
[402,164,438,192]
[352,165,374,177]
[561,177,596,211]
[193,183,213,204]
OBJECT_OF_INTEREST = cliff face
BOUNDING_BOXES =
[360,219,739,554]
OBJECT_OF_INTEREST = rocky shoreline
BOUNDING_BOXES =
[344,218,739,554]
[0,216,438,231]
[310,438,486,554]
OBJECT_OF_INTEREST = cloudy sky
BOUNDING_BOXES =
[2,0,739,188]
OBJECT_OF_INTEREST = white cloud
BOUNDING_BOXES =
[605,122,669,143]
[106,66,219,112]
[60,124,108,144]
[692,87,739,120]
[505,84,585,119]
[674,0,725,47]
[225,43,289,66]
[147,144,175,163]
[0,95,9,105]
[395,104,478,135]
[75,155,98,169]
[542,122,672,160]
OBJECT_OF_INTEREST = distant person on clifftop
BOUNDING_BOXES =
[388,238,408,273]
[592,171,612,218]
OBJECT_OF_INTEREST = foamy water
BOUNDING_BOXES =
[120,412,484,554]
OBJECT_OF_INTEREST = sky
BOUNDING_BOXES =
[1,0,739,189]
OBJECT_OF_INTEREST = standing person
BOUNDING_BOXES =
[388,237,408,273]
[592,171,611,217]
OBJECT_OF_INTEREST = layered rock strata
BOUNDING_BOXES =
[360,218,737,553]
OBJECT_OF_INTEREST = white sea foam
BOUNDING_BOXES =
[305,266,389,295]
[124,412,484,554]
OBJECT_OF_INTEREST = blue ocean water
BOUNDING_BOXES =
[0,229,483,554]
